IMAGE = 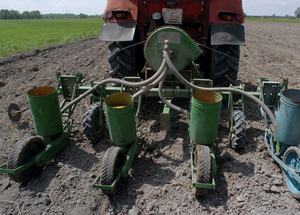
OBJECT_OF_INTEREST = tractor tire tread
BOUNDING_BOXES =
[211,45,240,87]
[194,145,211,197]
[108,48,121,62]
[214,66,229,79]
[215,50,230,65]
[109,64,121,77]
[116,56,132,71]
[109,42,131,55]
[108,41,137,81]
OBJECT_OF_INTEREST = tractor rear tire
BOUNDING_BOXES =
[100,146,125,195]
[8,136,46,184]
[82,104,106,143]
[108,41,137,81]
[211,45,240,87]
[229,110,247,149]
[194,145,211,197]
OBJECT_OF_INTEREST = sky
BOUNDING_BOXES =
[0,0,299,16]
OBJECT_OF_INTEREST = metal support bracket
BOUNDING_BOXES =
[121,77,142,99]
[228,84,245,137]
[0,160,34,175]
[57,73,83,124]
[228,84,245,111]
[258,78,281,125]
[93,139,138,191]
[160,99,172,131]
[192,79,212,87]
[264,131,300,184]
[34,131,71,167]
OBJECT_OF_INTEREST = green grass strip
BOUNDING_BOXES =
[0,18,104,57]
[245,18,300,23]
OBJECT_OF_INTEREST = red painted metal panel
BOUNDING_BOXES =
[102,0,244,43]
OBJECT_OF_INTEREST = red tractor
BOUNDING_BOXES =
[99,0,245,87]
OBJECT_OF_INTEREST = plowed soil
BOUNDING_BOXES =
[0,20,300,214]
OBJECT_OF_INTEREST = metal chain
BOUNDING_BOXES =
[119,40,146,51]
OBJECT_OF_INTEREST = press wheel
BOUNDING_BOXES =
[194,145,211,197]
[8,136,46,184]
[283,146,300,199]
[100,147,125,195]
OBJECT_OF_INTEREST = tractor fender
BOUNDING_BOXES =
[210,23,245,46]
[98,22,137,42]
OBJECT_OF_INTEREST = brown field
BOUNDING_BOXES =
[0,20,300,214]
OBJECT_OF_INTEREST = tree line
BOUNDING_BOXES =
[244,7,300,20]
[0,9,101,20]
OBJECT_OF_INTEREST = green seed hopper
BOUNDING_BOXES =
[1,26,300,199]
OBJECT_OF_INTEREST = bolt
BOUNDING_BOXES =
[10,109,17,117]
[164,40,169,52]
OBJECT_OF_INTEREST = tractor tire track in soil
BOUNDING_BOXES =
[0,21,300,214]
